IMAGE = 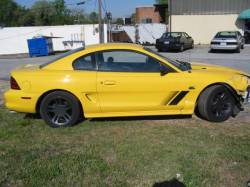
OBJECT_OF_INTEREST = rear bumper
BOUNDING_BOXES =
[210,45,238,50]
[156,43,182,50]
[4,89,38,113]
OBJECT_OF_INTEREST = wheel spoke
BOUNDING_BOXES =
[62,113,71,122]
[52,114,60,124]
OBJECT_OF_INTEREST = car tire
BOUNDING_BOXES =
[235,46,241,53]
[197,85,235,122]
[191,42,194,49]
[179,44,184,52]
[40,91,81,128]
[209,49,214,53]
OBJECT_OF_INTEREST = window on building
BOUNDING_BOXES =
[141,18,153,24]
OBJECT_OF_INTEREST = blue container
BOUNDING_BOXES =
[27,37,54,57]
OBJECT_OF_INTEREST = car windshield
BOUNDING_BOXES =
[215,32,237,39]
[144,47,192,71]
[40,47,85,68]
[162,32,182,38]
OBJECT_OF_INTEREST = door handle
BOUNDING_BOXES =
[102,81,116,85]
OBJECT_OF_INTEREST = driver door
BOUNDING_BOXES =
[96,49,186,114]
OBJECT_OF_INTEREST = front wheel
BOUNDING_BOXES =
[197,85,235,122]
[40,91,81,128]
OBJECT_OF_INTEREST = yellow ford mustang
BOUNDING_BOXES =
[4,43,250,128]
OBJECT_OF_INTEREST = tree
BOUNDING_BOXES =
[131,13,136,24]
[0,0,27,27]
[89,12,98,24]
[0,0,105,27]
[114,18,124,25]
[155,0,168,4]
[51,0,72,25]
[31,0,54,26]
[155,0,168,24]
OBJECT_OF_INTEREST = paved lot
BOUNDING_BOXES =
[0,45,250,80]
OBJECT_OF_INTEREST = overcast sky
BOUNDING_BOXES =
[15,0,156,18]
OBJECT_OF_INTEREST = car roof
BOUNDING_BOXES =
[217,31,238,33]
[85,43,144,51]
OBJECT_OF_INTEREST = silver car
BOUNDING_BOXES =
[210,31,245,53]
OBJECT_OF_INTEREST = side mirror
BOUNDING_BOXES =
[160,65,170,76]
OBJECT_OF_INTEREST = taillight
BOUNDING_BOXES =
[10,76,21,90]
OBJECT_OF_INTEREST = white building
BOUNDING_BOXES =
[0,24,107,55]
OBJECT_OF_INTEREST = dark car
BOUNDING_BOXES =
[156,32,194,52]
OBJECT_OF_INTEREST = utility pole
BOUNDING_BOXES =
[98,0,104,43]
[169,0,172,33]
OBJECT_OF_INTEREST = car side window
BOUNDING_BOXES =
[183,33,189,38]
[97,50,162,72]
[73,53,96,71]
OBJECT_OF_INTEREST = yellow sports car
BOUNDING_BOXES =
[4,43,250,128]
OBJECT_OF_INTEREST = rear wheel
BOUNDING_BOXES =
[191,42,194,49]
[197,85,235,122]
[40,91,81,128]
[179,44,184,52]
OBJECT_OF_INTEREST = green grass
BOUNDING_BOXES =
[0,107,250,187]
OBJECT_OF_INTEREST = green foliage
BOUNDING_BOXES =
[155,0,168,4]
[0,0,100,27]
[114,18,124,25]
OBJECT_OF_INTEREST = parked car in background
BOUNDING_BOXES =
[156,32,194,52]
[210,31,245,53]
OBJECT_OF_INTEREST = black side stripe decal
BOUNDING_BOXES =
[169,91,189,105]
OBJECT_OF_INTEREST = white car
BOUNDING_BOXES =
[210,31,245,53]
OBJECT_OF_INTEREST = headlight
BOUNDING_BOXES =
[230,75,248,92]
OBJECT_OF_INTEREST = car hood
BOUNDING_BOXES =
[191,63,250,77]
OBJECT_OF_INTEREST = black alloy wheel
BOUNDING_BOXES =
[40,91,81,128]
[198,85,235,122]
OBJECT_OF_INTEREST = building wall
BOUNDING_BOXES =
[136,7,161,24]
[0,24,107,55]
[172,14,244,44]
[172,0,250,15]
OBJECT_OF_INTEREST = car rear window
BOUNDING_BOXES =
[162,32,182,38]
[40,47,85,68]
[215,32,237,38]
